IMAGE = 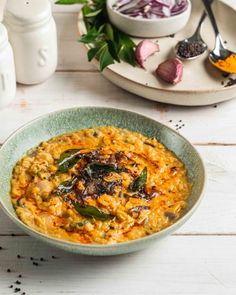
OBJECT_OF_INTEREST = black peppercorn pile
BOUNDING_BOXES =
[177,41,205,58]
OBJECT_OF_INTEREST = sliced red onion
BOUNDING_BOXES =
[114,0,188,19]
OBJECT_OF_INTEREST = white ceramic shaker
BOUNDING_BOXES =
[4,0,58,85]
[0,23,16,108]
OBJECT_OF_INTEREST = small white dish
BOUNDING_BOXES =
[106,0,191,38]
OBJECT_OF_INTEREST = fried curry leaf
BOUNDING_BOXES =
[73,203,114,220]
[85,162,127,177]
[55,176,78,195]
[58,149,83,172]
[129,167,147,192]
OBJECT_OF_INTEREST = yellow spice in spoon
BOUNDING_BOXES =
[213,54,236,73]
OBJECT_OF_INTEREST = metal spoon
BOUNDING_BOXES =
[202,0,236,74]
[175,9,209,60]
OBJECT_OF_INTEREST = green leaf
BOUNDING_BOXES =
[107,40,120,62]
[55,0,87,4]
[82,4,93,15]
[84,9,102,17]
[117,32,136,48]
[87,46,102,61]
[99,46,114,71]
[105,23,114,40]
[116,31,136,66]
[119,47,136,66]
[129,167,147,192]
[80,28,99,44]
[74,203,114,220]
[58,149,83,172]
[55,176,78,195]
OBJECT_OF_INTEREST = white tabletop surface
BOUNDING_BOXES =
[0,1,236,294]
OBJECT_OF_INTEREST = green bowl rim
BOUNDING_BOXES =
[0,106,206,250]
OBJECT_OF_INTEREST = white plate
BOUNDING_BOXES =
[78,0,236,106]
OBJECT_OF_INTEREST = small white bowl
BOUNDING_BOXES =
[107,0,192,38]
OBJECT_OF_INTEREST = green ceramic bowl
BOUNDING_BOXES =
[0,107,205,255]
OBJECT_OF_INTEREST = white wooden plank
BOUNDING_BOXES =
[178,145,236,234]
[0,146,235,235]
[0,235,236,295]
[0,72,236,143]
[55,13,96,71]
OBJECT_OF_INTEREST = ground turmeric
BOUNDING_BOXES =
[213,54,236,73]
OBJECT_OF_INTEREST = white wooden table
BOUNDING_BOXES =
[0,1,236,294]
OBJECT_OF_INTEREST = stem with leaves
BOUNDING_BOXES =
[56,0,136,71]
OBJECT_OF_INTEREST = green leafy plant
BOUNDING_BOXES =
[56,0,136,71]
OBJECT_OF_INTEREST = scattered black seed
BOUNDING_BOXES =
[0,246,2,250]
[15,280,21,285]
[52,255,56,259]
[30,257,33,261]
[21,293,26,295]
[213,105,218,108]
[7,268,11,273]
[225,77,236,87]
[9,285,13,288]
[224,40,228,44]
[179,120,182,122]
[40,258,44,261]
[169,34,175,38]
[18,275,22,278]
[168,120,172,122]
[17,254,21,259]
[14,288,21,293]
[33,262,39,266]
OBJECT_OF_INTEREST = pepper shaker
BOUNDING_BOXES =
[0,23,16,108]
[4,0,58,85]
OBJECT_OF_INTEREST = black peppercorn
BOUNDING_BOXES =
[177,41,205,58]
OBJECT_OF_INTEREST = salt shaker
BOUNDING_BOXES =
[4,0,58,85]
[0,23,16,108]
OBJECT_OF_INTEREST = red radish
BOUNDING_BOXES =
[135,40,160,68]
[156,58,183,84]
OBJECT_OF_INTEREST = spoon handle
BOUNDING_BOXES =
[193,10,207,39]
[201,0,220,37]
[194,0,213,39]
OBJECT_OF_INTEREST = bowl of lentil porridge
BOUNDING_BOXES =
[0,107,205,255]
